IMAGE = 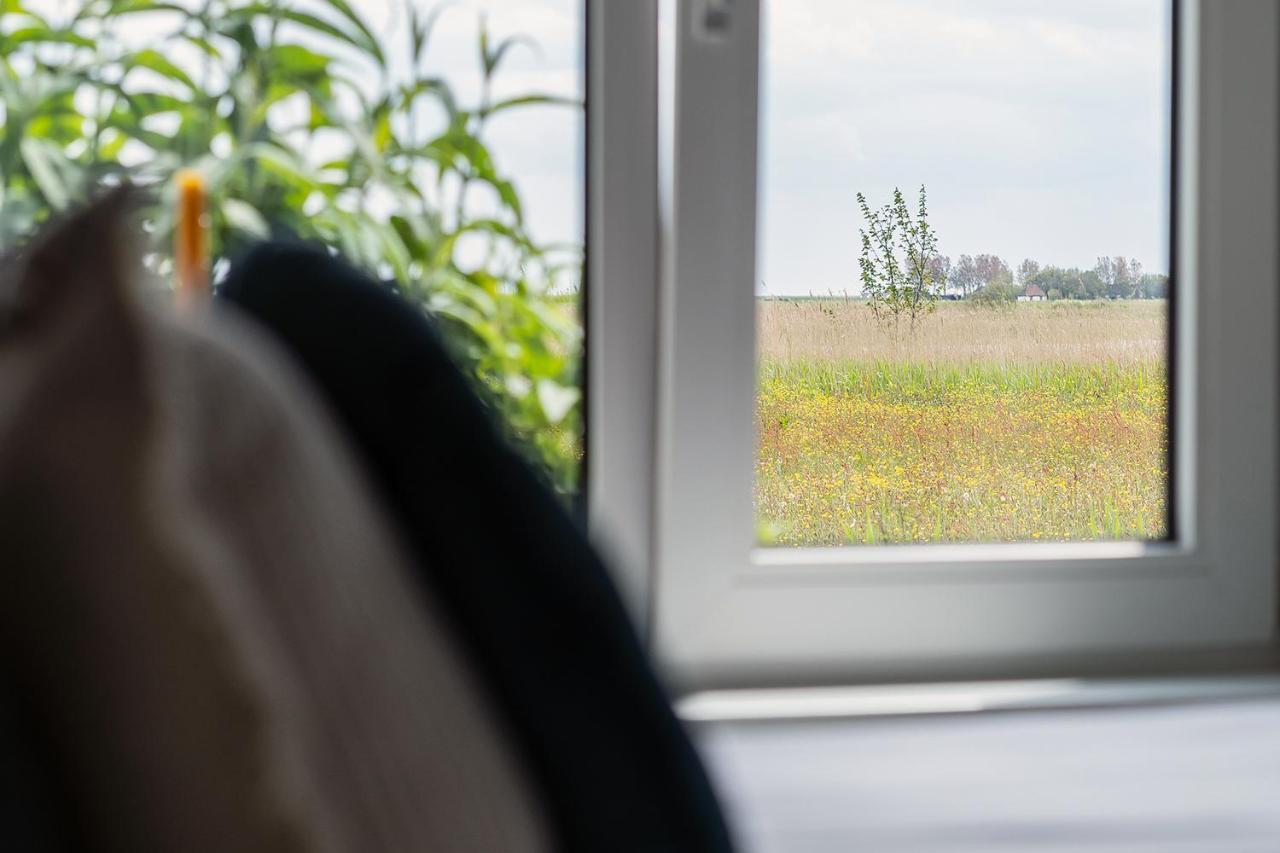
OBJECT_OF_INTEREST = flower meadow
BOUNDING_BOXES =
[756,301,1168,546]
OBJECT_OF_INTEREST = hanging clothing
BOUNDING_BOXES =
[220,242,737,853]
[0,192,550,853]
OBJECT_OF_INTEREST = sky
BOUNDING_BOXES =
[38,0,1169,296]
[345,0,585,282]
[397,0,584,266]
[416,0,1171,296]
[758,0,1172,295]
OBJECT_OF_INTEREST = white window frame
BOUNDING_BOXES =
[586,0,662,628]
[589,0,1279,690]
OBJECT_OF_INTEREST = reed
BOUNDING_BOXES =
[758,299,1166,365]
[755,300,1169,546]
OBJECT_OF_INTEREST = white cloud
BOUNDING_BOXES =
[759,0,1171,294]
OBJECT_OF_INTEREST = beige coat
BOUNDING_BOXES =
[0,191,549,853]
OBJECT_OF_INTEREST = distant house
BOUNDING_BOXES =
[1017,284,1047,302]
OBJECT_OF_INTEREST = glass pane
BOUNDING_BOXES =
[0,0,584,496]
[756,0,1171,546]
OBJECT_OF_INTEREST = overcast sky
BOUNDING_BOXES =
[759,0,1171,295]
[400,0,584,263]
[428,0,1169,296]
[68,0,1169,295]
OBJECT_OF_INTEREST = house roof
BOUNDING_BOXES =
[1022,284,1047,297]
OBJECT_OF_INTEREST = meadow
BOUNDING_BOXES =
[756,300,1168,546]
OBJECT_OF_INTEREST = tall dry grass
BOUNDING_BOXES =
[755,299,1169,545]
[758,299,1166,365]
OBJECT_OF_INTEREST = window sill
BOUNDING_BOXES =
[678,670,1280,722]
[694,674,1280,852]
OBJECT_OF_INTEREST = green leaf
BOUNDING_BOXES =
[229,4,375,60]
[375,219,412,281]
[20,138,72,209]
[276,7,371,56]
[250,81,308,126]
[101,108,175,154]
[126,48,197,92]
[117,89,188,116]
[241,141,316,186]
[97,129,127,160]
[402,77,457,119]
[4,0,50,24]
[309,0,383,64]
[102,0,188,17]
[26,112,86,142]
[220,197,270,237]
[482,32,538,79]
[4,27,95,49]
[484,93,580,117]
[459,217,535,251]
[268,44,331,79]
[491,178,522,221]
[180,34,223,59]
[410,2,454,65]
[536,379,580,425]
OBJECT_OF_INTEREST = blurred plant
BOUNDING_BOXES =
[0,0,583,494]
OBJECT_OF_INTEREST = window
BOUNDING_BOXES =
[755,1,1173,548]
[0,0,585,496]
[590,0,1278,687]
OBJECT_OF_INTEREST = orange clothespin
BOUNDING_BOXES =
[173,168,209,308]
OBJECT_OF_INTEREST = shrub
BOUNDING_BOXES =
[0,0,583,494]
[970,280,1021,305]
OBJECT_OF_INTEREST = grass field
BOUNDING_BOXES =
[756,300,1168,546]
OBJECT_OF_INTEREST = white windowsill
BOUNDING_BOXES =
[677,672,1280,723]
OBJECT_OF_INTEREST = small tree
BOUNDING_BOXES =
[1017,258,1041,285]
[1139,272,1168,299]
[974,254,1013,289]
[971,279,1021,305]
[1095,256,1136,299]
[951,254,981,297]
[856,185,943,331]
[927,254,952,294]
[1126,258,1144,298]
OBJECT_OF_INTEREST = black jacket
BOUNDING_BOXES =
[219,243,735,853]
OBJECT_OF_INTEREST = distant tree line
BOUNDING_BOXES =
[856,185,1167,336]
[928,253,1169,302]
